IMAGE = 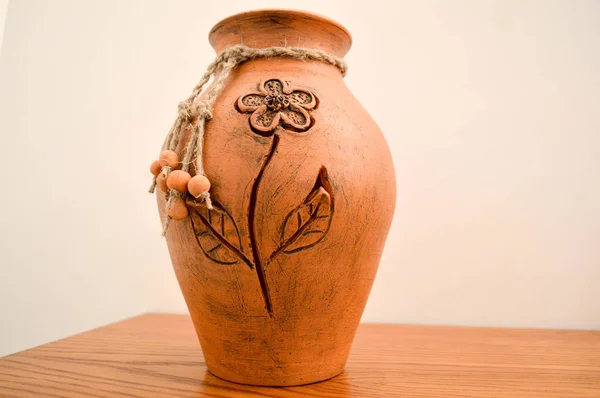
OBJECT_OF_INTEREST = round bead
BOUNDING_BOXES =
[166,170,191,193]
[167,197,189,220]
[158,150,180,169]
[150,160,162,176]
[188,175,211,198]
[156,173,168,192]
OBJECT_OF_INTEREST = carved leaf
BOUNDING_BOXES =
[188,200,248,266]
[274,169,333,257]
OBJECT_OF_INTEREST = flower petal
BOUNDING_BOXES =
[250,105,281,133]
[237,93,265,113]
[259,79,286,95]
[289,89,316,110]
[280,104,312,131]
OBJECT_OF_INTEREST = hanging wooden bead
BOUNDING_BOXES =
[158,150,180,169]
[166,197,189,220]
[167,170,192,193]
[150,160,162,176]
[188,175,211,198]
[156,173,168,192]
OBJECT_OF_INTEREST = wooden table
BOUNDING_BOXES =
[1,314,599,397]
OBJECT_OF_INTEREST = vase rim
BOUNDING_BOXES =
[209,9,352,58]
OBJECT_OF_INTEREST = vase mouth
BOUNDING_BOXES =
[209,9,352,58]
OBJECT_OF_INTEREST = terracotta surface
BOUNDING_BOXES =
[156,10,396,386]
[2,314,600,397]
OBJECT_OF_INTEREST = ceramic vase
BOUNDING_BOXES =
[157,9,396,386]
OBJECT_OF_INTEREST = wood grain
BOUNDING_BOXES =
[1,314,599,397]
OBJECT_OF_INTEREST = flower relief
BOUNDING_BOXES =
[237,78,317,134]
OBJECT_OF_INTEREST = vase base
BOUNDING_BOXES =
[206,366,345,387]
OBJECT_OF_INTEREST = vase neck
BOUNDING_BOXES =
[208,9,352,58]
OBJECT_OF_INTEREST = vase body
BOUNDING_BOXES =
[156,10,396,386]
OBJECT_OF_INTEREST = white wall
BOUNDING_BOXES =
[1,0,599,356]
[0,0,9,55]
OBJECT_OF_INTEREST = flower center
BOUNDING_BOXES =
[265,94,289,111]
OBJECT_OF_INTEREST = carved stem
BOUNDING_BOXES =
[248,134,280,316]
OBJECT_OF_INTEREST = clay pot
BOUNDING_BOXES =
[156,9,396,386]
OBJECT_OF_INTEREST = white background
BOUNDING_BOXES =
[1,0,599,357]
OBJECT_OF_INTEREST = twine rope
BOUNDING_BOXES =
[151,44,347,235]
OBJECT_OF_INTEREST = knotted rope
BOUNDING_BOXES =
[150,44,347,235]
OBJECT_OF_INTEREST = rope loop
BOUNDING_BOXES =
[154,45,347,235]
